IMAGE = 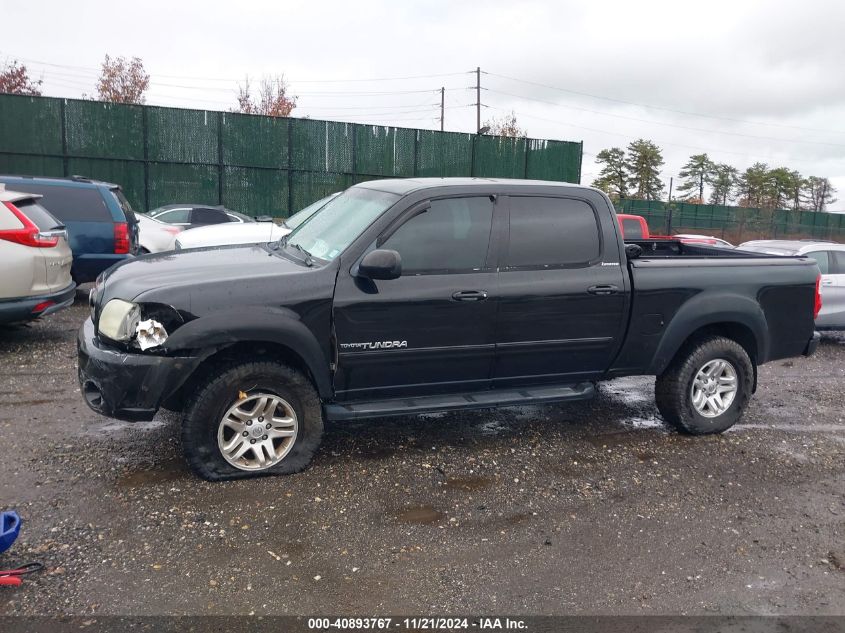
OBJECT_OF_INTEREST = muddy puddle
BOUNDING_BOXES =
[444,475,493,491]
[396,505,445,524]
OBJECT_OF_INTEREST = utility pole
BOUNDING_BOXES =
[666,176,674,234]
[475,66,481,133]
[440,87,445,132]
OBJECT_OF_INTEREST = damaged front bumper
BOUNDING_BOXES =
[77,317,200,421]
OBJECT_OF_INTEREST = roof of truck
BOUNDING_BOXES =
[355,177,586,195]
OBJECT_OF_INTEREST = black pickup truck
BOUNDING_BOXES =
[78,178,821,480]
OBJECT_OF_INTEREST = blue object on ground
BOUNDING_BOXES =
[0,511,21,554]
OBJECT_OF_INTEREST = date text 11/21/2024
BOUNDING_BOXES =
[306,617,527,630]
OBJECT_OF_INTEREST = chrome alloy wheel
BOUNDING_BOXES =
[217,393,298,471]
[690,359,737,418]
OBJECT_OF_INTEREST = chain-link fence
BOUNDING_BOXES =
[0,94,583,216]
[616,198,845,243]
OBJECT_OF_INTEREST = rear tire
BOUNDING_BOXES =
[655,336,753,435]
[181,361,323,481]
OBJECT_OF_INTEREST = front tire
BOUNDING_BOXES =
[655,336,753,435]
[181,361,323,480]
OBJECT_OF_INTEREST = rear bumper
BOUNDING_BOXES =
[803,331,820,356]
[77,317,201,421]
[71,254,133,284]
[0,282,76,324]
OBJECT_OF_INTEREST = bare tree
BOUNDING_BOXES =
[802,177,838,212]
[0,59,42,96]
[94,55,150,104]
[482,111,526,137]
[235,75,297,117]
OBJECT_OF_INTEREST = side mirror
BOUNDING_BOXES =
[358,249,402,280]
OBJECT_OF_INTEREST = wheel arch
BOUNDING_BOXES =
[649,293,768,377]
[160,308,333,410]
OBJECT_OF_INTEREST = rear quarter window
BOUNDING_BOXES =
[6,185,111,222]
[506,196,601,268]
[110,189,138,223]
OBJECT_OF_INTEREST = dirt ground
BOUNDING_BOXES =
[0,300,843,616]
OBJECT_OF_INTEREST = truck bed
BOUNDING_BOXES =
[609,239,819,377]
[626,238,776,260]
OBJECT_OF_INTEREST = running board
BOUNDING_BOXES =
[325,382,596,421]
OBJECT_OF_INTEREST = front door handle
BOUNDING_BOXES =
[451,290,488,302]
[587,284,619,296]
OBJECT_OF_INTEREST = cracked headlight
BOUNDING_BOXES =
[98,299,141,342]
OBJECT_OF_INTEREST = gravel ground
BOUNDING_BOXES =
[0,300,843,616]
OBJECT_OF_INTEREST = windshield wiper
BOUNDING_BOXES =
[269,234,287,251]
[287,241,314,266]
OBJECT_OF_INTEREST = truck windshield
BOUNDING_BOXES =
[285,188,399,262]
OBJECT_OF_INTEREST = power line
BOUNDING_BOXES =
[485,88,845,149]
[486,106,827,167]
[32,69,450,94]
[485,71,845,136]
[34,68,469,101]
[5,54,471,84]
[39,77,449,115]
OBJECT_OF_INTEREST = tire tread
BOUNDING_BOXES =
[655,336,753,435]
[181,360,323,481]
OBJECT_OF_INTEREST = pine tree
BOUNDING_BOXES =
[591,148,629,200]
[676,154,715,202]
[626,139,664,201]
[707,164,738,205]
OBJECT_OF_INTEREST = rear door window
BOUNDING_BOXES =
[16,199,64,231]
[193,207,229,225]
[506,197,601,269]
[7,185,110,222]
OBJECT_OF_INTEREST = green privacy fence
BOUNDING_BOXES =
[616,198,845,243]
[0,94,583,216]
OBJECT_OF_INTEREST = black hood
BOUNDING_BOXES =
[97,244,335,318]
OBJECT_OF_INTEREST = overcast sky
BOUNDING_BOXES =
[3,0,844,206]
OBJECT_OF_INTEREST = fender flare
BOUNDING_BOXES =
[648,292,769,375]
[162,307,332,398]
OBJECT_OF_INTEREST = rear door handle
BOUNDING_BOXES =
[821,279,834,286]
[587,284,619,296]
[451,290,488,302]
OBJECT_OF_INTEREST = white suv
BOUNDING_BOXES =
[0,184,75,324]
[739,239,845,329]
